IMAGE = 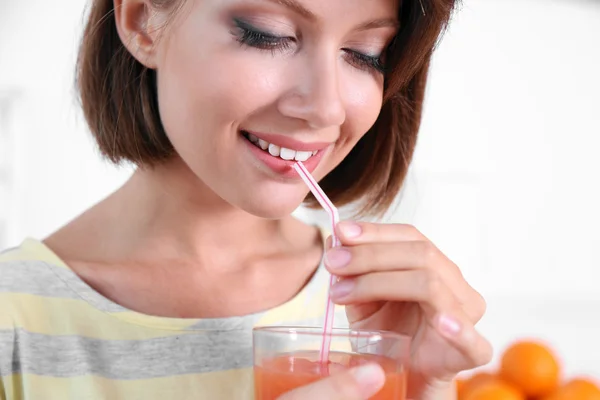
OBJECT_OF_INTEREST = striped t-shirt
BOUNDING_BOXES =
[0,237,348,399]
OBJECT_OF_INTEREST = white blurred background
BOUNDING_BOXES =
[1,0,599,378]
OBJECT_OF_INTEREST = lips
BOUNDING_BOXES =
[242,131,318,162]
[240,130,331,177]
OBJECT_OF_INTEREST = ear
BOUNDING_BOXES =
[114,0,163,69]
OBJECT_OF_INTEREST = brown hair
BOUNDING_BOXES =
[77,0,457,217]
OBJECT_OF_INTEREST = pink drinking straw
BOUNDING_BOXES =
[292,161,340,364]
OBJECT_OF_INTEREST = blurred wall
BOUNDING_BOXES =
[0,0,134,251]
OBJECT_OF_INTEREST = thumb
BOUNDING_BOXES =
[277,363,385,400]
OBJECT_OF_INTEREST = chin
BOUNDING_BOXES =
[235,191,308,219]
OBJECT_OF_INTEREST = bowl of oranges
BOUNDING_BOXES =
[456,339,600,400]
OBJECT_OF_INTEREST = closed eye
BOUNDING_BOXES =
[232,18,386,74]
[343,49,386,74]
[233,18,295,53]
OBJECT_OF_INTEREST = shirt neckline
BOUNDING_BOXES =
[20,225,330,331]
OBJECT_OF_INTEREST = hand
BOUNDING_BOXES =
[324,222,493,399]
[278,363,385,400]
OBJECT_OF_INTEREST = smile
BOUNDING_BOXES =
[242,131,319,162]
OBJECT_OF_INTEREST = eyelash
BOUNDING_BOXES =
[233,20,386,74]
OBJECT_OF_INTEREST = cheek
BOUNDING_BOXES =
[157,36,288,141]
[320,76,382,177]
[343,76,384,142]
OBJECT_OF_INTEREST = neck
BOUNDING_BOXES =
[51,157,314,268]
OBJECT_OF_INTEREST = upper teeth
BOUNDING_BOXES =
[246,133,318,162]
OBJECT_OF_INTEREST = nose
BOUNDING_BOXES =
[277,55,346,129]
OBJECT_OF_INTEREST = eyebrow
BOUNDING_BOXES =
[262,0,399,31]
[355,18,400,31]
[264,0,317,21]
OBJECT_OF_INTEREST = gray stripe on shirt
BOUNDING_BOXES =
[0,261,82,300]
[0,260,127,313]
[0,327,254,379]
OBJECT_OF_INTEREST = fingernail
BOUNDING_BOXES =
[330,279,355,299]
[352,364,385,397]
[438,314,462,338]
[325,248,352,269]
[338,221,362,238]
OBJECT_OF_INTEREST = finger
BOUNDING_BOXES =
[324,242,485,323]
[324,240,441,276]
[330,270,458,318]
[330,271,493,369]
[433,312,494,372]
[277,363,385,400]
[335,221,426,245]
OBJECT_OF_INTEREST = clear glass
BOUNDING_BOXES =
[253,326,411,400]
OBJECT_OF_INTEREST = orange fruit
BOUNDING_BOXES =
[462,380,525,400]
[542,378,600,400]
[456,378,466,397]
[459,372,499,399]
[499,340,560,398]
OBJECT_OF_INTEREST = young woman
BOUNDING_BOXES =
[0,0,492,399]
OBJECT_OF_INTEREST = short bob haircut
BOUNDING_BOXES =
[77,0,457,217]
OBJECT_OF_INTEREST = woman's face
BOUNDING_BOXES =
[153,0,398,217]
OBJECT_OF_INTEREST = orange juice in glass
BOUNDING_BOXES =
[253,326,410,400]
